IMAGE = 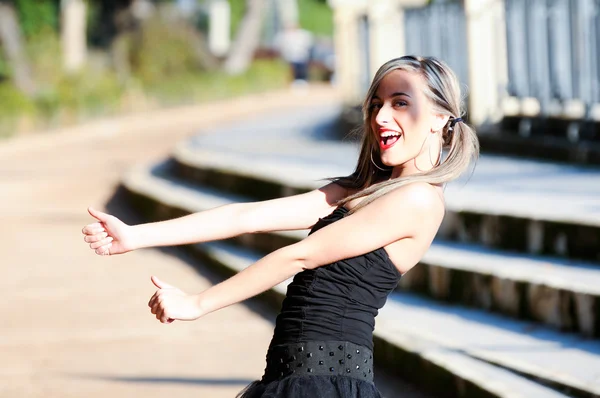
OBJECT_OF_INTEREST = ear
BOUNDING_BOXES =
[430,113,450,133]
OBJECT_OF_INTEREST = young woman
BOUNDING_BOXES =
[82,55,479,397]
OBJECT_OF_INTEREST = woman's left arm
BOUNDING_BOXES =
[148,183,443,324]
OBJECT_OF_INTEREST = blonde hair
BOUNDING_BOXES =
[333,55,479,213]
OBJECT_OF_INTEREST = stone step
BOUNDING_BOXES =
[171,136,600,264]
[118,166,572,398]
[196,241,586,398]
[478,130,600,167]
[123,162,600,338]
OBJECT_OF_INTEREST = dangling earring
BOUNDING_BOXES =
[370,151,392,171]
[427,131,444,167]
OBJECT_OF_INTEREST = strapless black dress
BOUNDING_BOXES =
[238,206,402,398]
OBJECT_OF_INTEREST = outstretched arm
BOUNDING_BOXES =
[149,183,444,323]
[82,182,347,256]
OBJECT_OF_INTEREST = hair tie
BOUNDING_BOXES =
[448,117,463,132]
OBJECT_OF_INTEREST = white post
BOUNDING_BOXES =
[332,6,363,104]
[209,0,231,57]
[61,0,87,74]
[464,0,508,126]
[367,1,405,77]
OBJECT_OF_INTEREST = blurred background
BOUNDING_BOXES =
[2,0,600,397]
[0,0,334,137]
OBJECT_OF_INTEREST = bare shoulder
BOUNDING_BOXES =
[289,182,444,273]
[382,183,445,274]
[383,182,445,216]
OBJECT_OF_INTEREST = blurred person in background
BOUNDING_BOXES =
[82,55,479,397]
[274,23,314,87]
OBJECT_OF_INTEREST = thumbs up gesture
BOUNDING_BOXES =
[148,276,204,324]
[82,206,135,256]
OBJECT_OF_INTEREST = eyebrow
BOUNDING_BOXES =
[372,92,411,100]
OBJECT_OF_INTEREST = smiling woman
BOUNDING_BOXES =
[332,55,480,214]
[81,55,479,398]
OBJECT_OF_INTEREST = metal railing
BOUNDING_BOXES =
[404,0,469,92]
[505,0,600,119]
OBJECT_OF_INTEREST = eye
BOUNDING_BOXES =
[393,100,408,107]
[368,103,382,111]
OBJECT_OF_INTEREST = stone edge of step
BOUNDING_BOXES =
[121,162,581,397]
[123,161,600,297]
[173,142,600,229]
[197,241,570,398]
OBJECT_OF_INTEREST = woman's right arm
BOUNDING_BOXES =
[82,182,348,256]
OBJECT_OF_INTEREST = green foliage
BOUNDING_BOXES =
[25,29,62,86]
[33,70,123,119]
[130,17,211,85]
[144,58,289,105]
[0,51,11,80]
[0,83,34,118]
[298,0,333,36]
[229,0,246,38]
[14,0,58,38]
[0,3,291,139]
[228,0,333,38]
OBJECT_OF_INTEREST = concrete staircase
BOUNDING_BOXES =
[121,103,600,398]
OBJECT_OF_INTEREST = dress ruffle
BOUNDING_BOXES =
[237,375,382,398]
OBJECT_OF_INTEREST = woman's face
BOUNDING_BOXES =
[368,69,447,177]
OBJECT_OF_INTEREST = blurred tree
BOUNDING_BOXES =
[14,0,59,38]
[0,0,36,94]
[223,0,265,75]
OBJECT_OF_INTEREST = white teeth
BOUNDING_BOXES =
[380,132,401,138]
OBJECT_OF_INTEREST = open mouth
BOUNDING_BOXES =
[380,133,402,149]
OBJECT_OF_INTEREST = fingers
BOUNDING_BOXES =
[82,225,113,256]
[95,243,112,256]
[155,302,170,324]
[82,223,105,235]
[148,294,157,309]
[148,291,175,324]
[89,236,113,250]
[83,231,108,243]
[82,224,108,250]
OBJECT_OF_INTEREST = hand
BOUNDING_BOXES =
[148,276,204,324]
[82,207,135,256]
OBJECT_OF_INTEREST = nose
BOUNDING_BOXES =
[375,103,391,126]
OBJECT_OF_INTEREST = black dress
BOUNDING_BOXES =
[238,206,402,398]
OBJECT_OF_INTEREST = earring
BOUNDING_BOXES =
[370,152,392,171]
[427,132,444,167]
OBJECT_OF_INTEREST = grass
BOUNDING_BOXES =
[0,58,290,138]
[143,58,290,105]
[229,0,333,37]
[298,0,333,36]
